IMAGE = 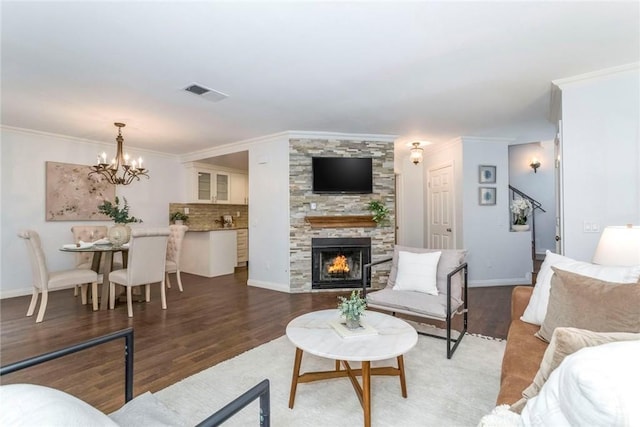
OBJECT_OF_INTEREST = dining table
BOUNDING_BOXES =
[60,242,128,310]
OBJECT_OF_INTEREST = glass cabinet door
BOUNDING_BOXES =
[197,171,212,202]
[214,172,230,203]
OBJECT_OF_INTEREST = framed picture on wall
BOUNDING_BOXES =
[479,187,496,205]
[479,165,496,183]
[45,161,114,221]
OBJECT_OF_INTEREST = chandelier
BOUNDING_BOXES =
[89,122,149,185]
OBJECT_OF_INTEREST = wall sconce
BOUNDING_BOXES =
[530,157,541,173]
[410,142,424,165]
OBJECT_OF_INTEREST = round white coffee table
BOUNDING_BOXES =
[286,309,418,427]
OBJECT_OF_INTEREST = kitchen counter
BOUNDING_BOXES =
[180,229,237,277]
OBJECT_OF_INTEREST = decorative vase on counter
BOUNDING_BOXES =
[512,224,530,232]
[108,224,131,247]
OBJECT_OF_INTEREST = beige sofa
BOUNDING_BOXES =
[495,286,548,406]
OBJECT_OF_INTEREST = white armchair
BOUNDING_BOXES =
[363,245,468,358]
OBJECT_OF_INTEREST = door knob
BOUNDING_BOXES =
[555,235,561,241]
[446,228,452,232]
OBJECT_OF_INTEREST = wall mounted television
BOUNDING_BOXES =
[312,157,373,194]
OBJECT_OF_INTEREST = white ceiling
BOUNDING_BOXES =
[2,1,639,157]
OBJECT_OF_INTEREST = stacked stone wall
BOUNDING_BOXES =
[289,138,395,292]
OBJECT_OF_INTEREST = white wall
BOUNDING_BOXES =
[394,147,424,247]
[558,66,640,261]
[246,134,291,292]
[0,127,184,298]
[508,141,557,254]
[462,138,532,285]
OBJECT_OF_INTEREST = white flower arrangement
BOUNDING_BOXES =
[510,198,532,225]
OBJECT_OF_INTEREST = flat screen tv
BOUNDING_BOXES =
[312,157,373,194]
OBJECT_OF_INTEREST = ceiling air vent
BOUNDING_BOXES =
[183,83,229,103]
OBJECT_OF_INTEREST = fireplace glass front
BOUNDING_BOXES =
[312,237,371,289]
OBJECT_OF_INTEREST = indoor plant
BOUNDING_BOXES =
[170,211,189,225]
[337,290,367,329]
[511,198,532,231]
[367,200,390,225]
[97,196,142,246]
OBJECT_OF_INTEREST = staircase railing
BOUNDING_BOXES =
[508,185,545,281]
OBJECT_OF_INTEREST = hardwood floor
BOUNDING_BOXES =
[0,269,516,413]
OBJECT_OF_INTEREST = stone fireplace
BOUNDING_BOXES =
[288,136,396,292]
[312,237,371,289]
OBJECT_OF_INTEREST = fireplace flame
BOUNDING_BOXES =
[328,255,350,274]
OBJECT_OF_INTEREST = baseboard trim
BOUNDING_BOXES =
[0,288,33,300]
[247,279,291,293]
[469,277,530,287]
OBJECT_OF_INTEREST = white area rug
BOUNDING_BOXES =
[156,333,505,426]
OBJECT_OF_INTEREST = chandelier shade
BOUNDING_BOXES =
[410,142,424,165]
[89,123,149,185]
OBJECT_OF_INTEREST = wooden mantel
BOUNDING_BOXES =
[305,215,377,228]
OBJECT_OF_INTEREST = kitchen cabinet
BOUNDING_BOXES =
[180,230,237,277]
[236,228,248,266]
[186,164,231,203]
[213,172,230,204]
[230,173,249,205]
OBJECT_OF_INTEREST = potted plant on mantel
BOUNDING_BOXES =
[170,211,189,225]
[97,196,142,247]
[338,290,367,329]
[367,200,390,225]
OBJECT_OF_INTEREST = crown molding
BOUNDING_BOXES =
[180,130,398,163]
[552,62,640,88]
[285,130,398,142]
[0,125,177,159]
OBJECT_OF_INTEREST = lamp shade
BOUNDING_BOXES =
[592,225,640,267]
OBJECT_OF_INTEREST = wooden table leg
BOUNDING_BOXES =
[89,252,102,308]
[288,347,303,408]
[362,361,371,427]
[99,252,114,310]
[397,355,408,398]
[90,252,102,273]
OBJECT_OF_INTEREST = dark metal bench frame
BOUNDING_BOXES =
[0,327,270,426]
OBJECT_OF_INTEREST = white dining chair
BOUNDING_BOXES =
[18,230,100,323]
[109,228,170,317]
[69,225,119,302]
[70,226,108,270]
[165,224,188,292]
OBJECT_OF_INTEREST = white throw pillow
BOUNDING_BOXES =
[521,340,640,426]
[0,384,118,426]
[393,250,441,295]
[521,250,640,325]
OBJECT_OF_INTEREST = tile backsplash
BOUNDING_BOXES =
[169,203,248,230]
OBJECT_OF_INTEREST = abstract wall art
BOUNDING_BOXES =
[45,161,115,221]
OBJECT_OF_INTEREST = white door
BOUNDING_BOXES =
[554,123,564,254]
[428,164,454,249]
